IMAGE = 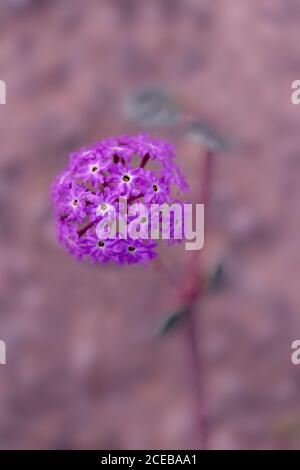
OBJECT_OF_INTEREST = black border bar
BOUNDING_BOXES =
[0,450,296,465]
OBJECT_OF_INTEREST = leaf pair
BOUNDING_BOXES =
[158,263,227,336]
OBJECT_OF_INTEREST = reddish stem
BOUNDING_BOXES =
[127,194,144,204]
[184,148,214,449]
[156,148,215,449]
[77,218,98,237]
[140,153,150,168]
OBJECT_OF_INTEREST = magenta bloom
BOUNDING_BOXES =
[51,134,188,265]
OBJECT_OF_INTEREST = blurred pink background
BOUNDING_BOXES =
[0,0,300,449]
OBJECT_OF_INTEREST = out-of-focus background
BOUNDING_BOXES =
[0,0,300,450]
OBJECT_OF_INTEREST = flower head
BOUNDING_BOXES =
[51,134,188,265]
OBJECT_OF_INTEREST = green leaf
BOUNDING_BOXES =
[157,306,190,336]
[207,263,226,292]
[123,86,181,128]
[185,121,229,151]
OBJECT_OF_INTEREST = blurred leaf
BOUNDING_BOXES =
[123,86,181,127]
[207,263,227,292]
[185,121,230,151]
[157,306,190,336]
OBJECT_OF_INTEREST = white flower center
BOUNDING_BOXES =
[96,202,112,216]
[122,174,131,183]
[90,164,99,173]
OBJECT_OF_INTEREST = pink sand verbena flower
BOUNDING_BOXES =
[51,134,188,265]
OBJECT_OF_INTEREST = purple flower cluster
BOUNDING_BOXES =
[51,134,188,265]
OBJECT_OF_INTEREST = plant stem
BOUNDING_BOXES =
[185,299,208,448]
[77,218,98,237]
[153,148,215,448]
[140,152,150,168]
[183,148,215,449]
